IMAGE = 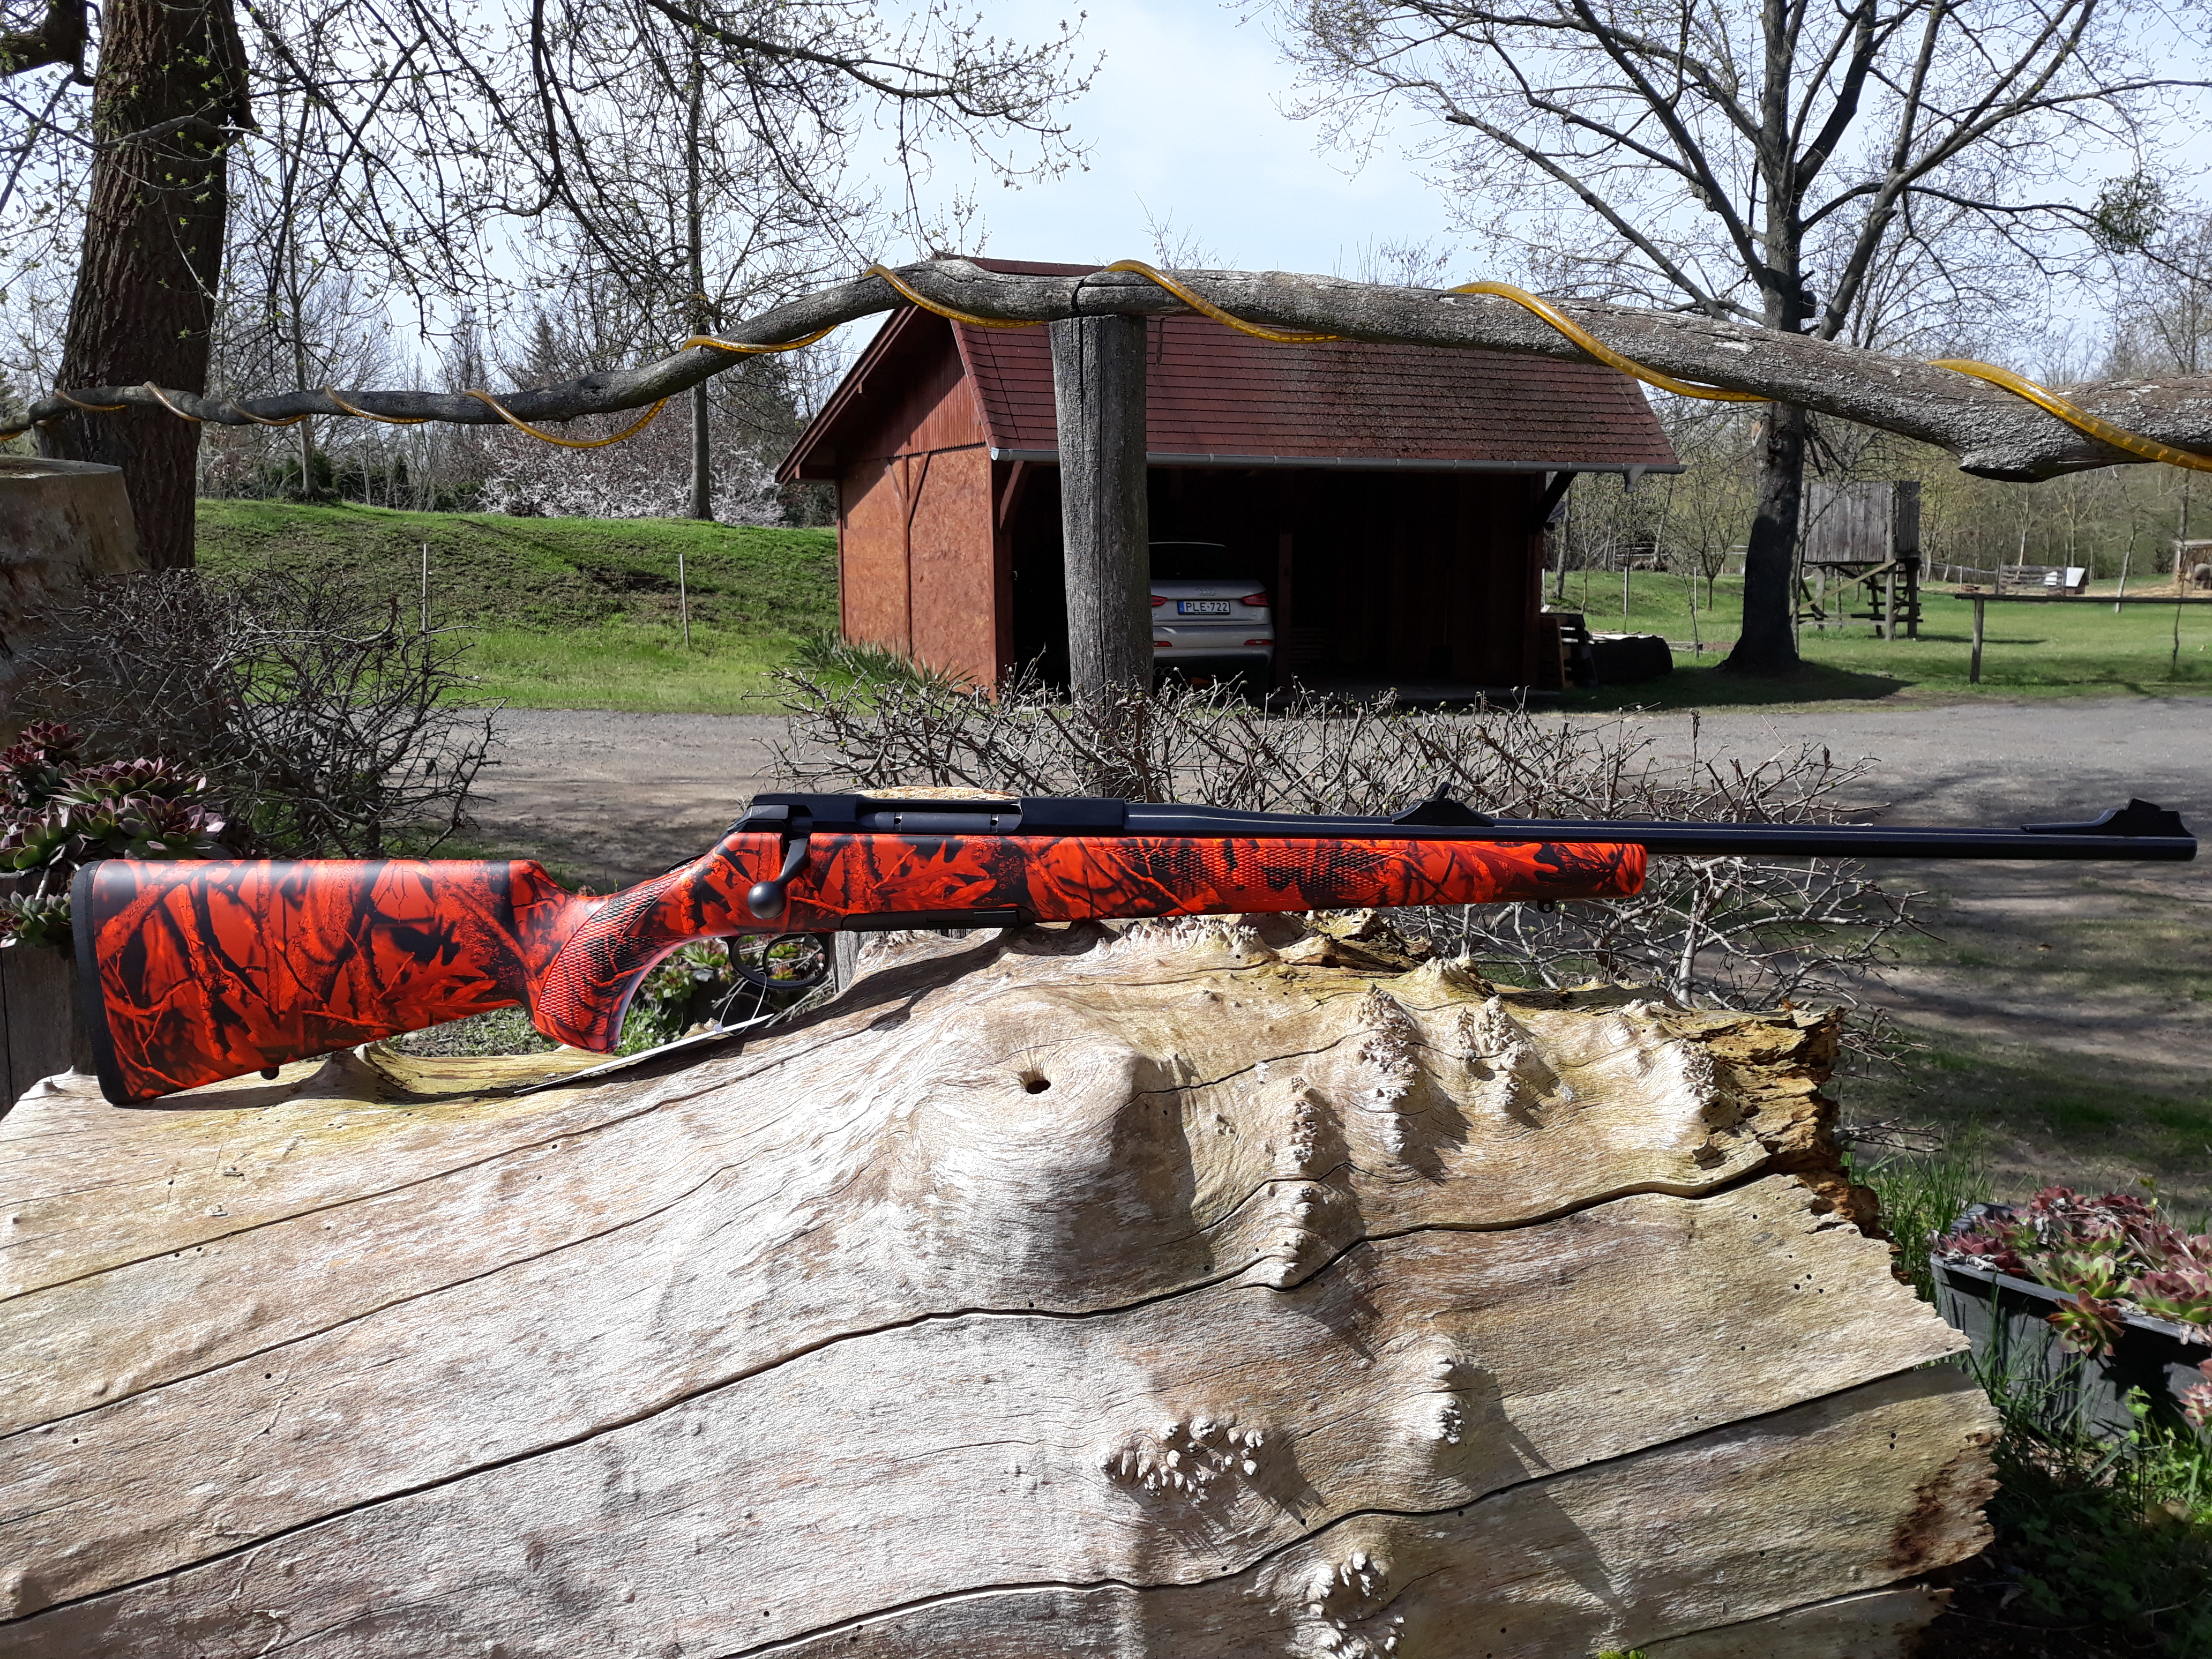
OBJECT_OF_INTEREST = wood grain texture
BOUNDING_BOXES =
[1643,1588,1953,1657]
[1049,312,1151,701]
[0,916,1995,1656]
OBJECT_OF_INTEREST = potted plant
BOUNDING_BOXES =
[0,722,250,1107]
[1932,1187,2212,1437]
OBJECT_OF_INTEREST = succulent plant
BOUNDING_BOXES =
[0,722,254,953]
[2185,1359,2212,1430]
[2132,1269,2212,1328]
[1938,1186,2212,1354]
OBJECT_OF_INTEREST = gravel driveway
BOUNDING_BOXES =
[478,698,2212,880]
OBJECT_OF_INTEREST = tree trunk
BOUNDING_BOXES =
[1050,313,1151,709]
[1724,401,1809,675]
[684,44,712,522]
[0,916,1998,1657]
[35,0,247,572]
[690,380,712,520]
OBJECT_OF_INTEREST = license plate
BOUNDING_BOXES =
[1177,600,1230,616]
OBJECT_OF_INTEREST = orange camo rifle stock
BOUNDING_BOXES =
[72,790,2193,1106]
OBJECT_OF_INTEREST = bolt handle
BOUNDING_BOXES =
[746,836,813,920]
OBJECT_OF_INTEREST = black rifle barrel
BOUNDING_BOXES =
[739,794,2196,862]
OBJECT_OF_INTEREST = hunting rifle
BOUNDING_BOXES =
[73,791,2194,1105]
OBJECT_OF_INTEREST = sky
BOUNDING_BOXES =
[869,0,1461,278]
[846,0,2211,370]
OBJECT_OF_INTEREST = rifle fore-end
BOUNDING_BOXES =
[74,828,1645,1104]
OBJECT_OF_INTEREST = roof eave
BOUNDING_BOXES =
[986,448,1684,476]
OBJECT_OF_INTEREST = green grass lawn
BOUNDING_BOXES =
[196,500,837,712]
[1555,568,2212,707]
[195,504,2212,711]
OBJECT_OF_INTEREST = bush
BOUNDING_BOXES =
[772,667,1919,1029]
[16,569,496,858]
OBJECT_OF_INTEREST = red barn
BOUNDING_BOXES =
[776,260,1679,693]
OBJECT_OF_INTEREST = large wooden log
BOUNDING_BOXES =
[0,455,142,735]
[19,259,2212,480]
[0,916,1996,1657]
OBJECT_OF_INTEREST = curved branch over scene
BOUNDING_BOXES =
[17,259,2212,481]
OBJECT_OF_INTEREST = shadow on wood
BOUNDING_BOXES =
[0,914,1995,1657]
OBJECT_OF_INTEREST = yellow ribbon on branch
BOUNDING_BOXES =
[10,263,2210,470]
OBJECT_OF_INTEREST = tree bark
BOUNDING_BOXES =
[0,917,1997,1657]
[1727,402,1810,674]
[689,380,712,520]
[35,0,248,571]
[1049,312,1150,708]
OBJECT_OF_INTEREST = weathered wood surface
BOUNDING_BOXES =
[21,259,2212,479]
[1050,312,1151,700]
[0,916,1996,1657]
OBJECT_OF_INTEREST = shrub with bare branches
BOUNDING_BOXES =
[14,570,496,858]
[773,666,1919,1031]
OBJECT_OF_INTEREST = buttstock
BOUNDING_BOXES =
[75,831,793,1104]
[73,857,571,1104]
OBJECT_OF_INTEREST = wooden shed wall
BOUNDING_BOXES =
[833,330,1002,685]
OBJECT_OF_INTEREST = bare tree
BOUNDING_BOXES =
[2103,206,2212,552]
[1265,0,2210,673]
[506,1,865,521]
[2,0,1092,563]
[2108,206,2212,379]
[211,67,398,500]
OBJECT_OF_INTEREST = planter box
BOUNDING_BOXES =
[1932,1254,2209,1438]
[1,940,87,1114]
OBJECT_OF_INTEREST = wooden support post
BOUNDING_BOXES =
[1882,567,1897,640]
[1049,314,1150,706]
[1970,594,1985,684]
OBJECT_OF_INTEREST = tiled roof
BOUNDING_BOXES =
[955,317,1679,467]
[778,259,1679,477]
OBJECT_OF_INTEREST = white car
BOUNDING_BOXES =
[1149,541,1274,675]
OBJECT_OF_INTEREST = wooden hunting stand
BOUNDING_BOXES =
[1800,480,1921,639]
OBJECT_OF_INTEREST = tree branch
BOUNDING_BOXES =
[18,259,2212,480]
[1435,96,1736,317]
[0,0,84,79]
